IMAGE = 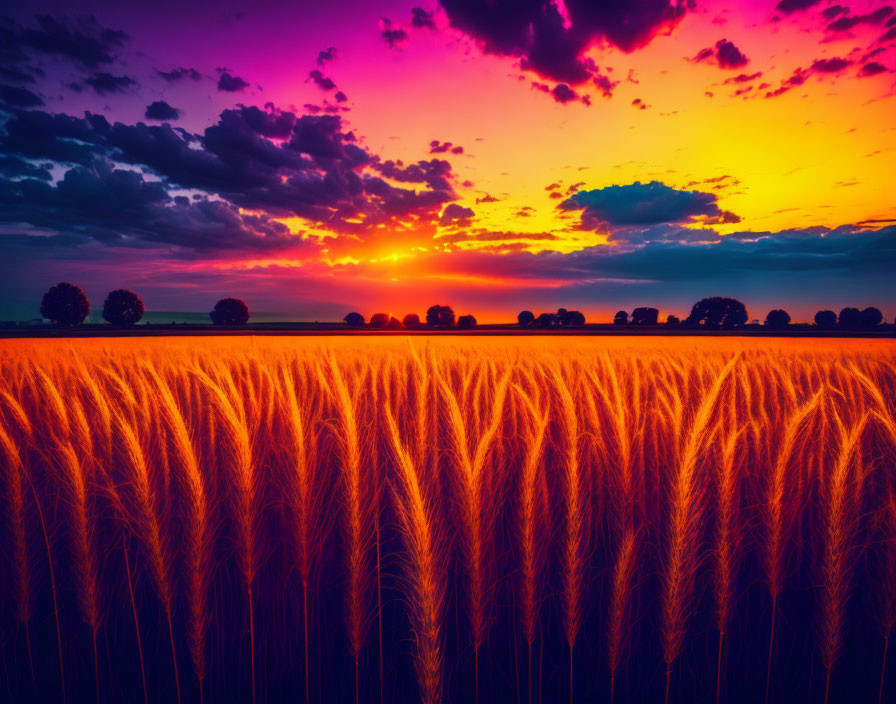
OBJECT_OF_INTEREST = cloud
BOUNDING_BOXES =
[420,223,896,298]
[0,64,45,85]
[84,72,136,94]
[607,222,722,245]
[217,72,250,92]
[826,7,893,33]
[764,54,857,98]
[693,39,749,69]
[591,68,619,98]
[531,81,589,105]
[0,85,43,107]
[821,6,849,21]
[145,100,180,121]
[308,69,336,91]
[764,66,810,97]
[7,15,128,69]
[439,203,475,226]
[157,67,201,82]
[774,0,822,14]
[723,71,762,84]
[371,157,454,191]
[429,140,464,154]
[0,105,459,239]
[476,193,500,204]
[435,229,562,245]
[860,61,888,76]
[0,155,52,181]
[380,18,409,48]
[437,0,688,84]
[317,47,337,65]
[411,8,436,29]
[811,57,851,73]
[0,161,301,254]
[561,181,740,229]
[551,83,580,103]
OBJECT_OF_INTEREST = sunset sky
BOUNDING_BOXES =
[1,1,894,322]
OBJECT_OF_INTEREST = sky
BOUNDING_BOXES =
[1,0,894,323]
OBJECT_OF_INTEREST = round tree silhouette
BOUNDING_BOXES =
[518,310,535,328]
[210,298,250,325]
[41,282,89,326]
[102,289,144,326]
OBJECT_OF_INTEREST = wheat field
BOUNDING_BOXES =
[0,336,894,704]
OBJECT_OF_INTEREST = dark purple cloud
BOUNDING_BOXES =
[0,104,459,241]
[429,140,464,154]
[0,84,44,107]
[8,15,128,69]
[551,83,579,104]
[860,61,888,76]
[157,67,201,82]
[774,0,822,14]
[592,71,619,98]
[84,72,136,94]
[826,6,893,32]
[217,72,250,92]
[438,0,688,85]
[764,67,810,97]
[811,57,851,73]
[317,47,337,65]
[821,5,849,20]
[531,81,589,105]
[411,8,436,29]
[308,69,336,91]
[561,181,740,228]
[693,38,749,69]
[0,63,45,85]
[0,161,298,253]
[145,100,180,121]
[439,202,475,226]
[724,71,762,84]
[380,18,409,48]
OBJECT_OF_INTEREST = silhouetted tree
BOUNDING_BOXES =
[535,313,557,328]
[614,310,628,325]
[567,310,585,326]
[457,314,477,329]
[210,298,249,325]
[344,312,365,326]
[426,304,455,328]
[860,306,883,328]
[764,309,791,329]
[518,310,535,328]
[369,313,389,328]
[402,313,421,329]
[556,308,570,326]
[814,310,837,328]
[385,316,404,329]
[631,307,659,325]
[666,314,680,327]
[685,297,748,329]
[838,307,862,328]
[41,282,89,326]
[102,289,144,326]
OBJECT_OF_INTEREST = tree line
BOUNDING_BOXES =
[38,282,250,326]
[31,283,891,331]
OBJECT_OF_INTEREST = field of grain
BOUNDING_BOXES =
[0,336,894,704]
